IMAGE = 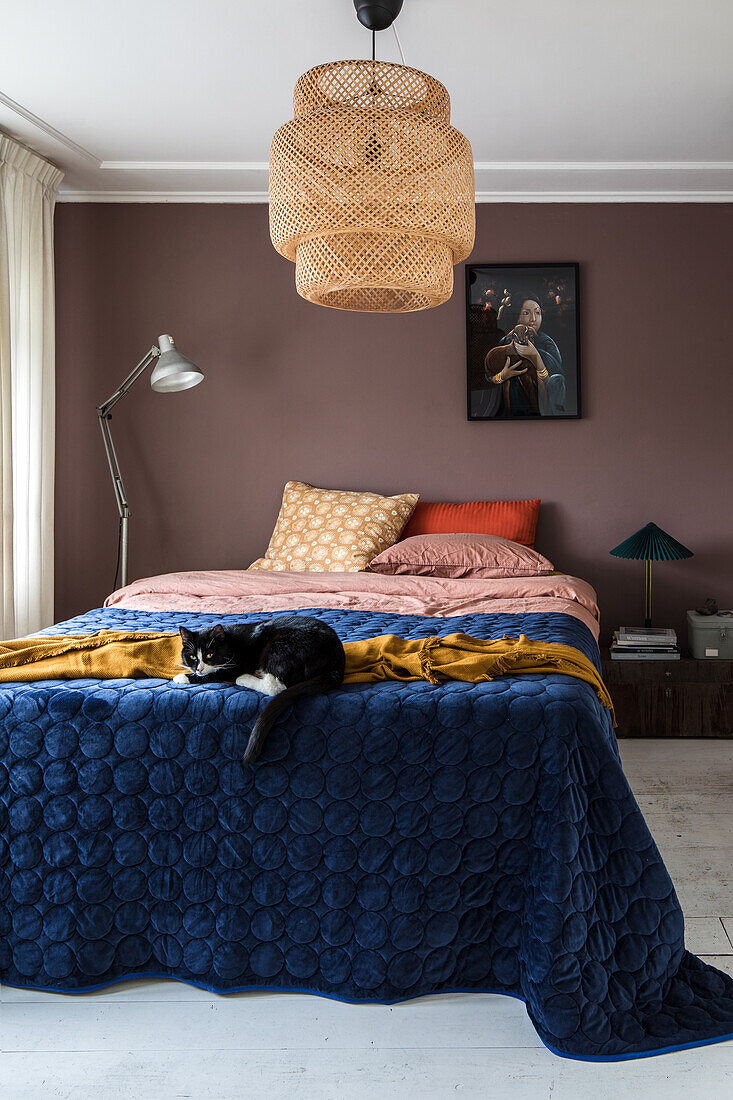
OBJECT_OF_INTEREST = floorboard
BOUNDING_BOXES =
[0,994,540,1053]
[2,1045,733,1100]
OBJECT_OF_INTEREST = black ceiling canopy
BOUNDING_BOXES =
[353,0,404,32]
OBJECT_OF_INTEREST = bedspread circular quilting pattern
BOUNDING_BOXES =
[1,607,732,1060]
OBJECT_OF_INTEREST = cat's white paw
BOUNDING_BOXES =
[236,673,260,689]
[173,673,190,684]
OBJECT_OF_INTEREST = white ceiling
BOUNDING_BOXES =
[1,0,731,201]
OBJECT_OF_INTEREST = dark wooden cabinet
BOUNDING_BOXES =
[601,650,733,737]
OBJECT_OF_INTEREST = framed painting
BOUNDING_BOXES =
[466,262,581,420]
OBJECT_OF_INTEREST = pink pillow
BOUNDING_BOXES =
[368,533,554,578]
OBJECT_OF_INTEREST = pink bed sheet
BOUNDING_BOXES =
[105,570,600,641]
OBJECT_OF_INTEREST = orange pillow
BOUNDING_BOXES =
[399,499,540,547]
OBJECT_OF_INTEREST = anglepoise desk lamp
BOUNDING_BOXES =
[97,334,204,589]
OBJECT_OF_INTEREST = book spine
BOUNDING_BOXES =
[612,645,678,652]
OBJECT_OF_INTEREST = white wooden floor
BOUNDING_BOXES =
[1,739,732,1099]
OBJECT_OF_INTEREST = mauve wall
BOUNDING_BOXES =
[55,203,733,640]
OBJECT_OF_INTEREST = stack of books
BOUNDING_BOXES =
[611,627,680,660]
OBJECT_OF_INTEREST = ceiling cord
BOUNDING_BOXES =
[369,24,405,65]
[392,24,405,63]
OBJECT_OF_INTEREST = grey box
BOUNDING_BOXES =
[687,610,733,659]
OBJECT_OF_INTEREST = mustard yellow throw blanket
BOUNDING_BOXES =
[0,630,614,724]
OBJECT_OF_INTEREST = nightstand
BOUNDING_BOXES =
[601,650,733,738]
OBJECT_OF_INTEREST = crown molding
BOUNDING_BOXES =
[99,161,271,171]
[0,90,99,165]
[59,190,271,203]
[58,188,733,204]
[96,159,733,173]
[474,191,733,203]
[59,159,733,202]
[472,160,733,172]
[3,90,733,202]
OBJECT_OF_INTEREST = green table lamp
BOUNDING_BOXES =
[610,522,693,628]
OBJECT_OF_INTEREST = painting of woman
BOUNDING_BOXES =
[466,264,580,420]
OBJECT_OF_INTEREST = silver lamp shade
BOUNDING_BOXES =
[150,334,204,392]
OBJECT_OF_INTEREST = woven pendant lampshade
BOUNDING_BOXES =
[269,58,475,312]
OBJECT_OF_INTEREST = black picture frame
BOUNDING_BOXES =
[466,262,581,421]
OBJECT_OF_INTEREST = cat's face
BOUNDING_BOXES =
[179,624,232,676]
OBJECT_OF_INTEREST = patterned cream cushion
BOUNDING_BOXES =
[250,481,419,573]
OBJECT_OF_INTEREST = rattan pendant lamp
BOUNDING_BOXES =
[269,0,475,312]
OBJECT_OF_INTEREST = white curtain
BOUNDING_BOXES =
[0,134,63,636]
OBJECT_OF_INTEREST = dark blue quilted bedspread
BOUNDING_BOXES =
[1,605,732,1061]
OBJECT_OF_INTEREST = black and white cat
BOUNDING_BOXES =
[174,615,345,765]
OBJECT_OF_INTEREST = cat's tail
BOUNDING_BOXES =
[242,672,340,766]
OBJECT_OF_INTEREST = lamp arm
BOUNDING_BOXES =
[97,346,159,417]
[97,412,130,520]
[96,345,159,589]
[96,346,159,515]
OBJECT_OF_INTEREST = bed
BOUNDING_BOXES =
[1,568,732,1061]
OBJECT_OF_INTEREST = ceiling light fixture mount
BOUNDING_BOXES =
[353,0,404,31]
[269,0,475,313]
